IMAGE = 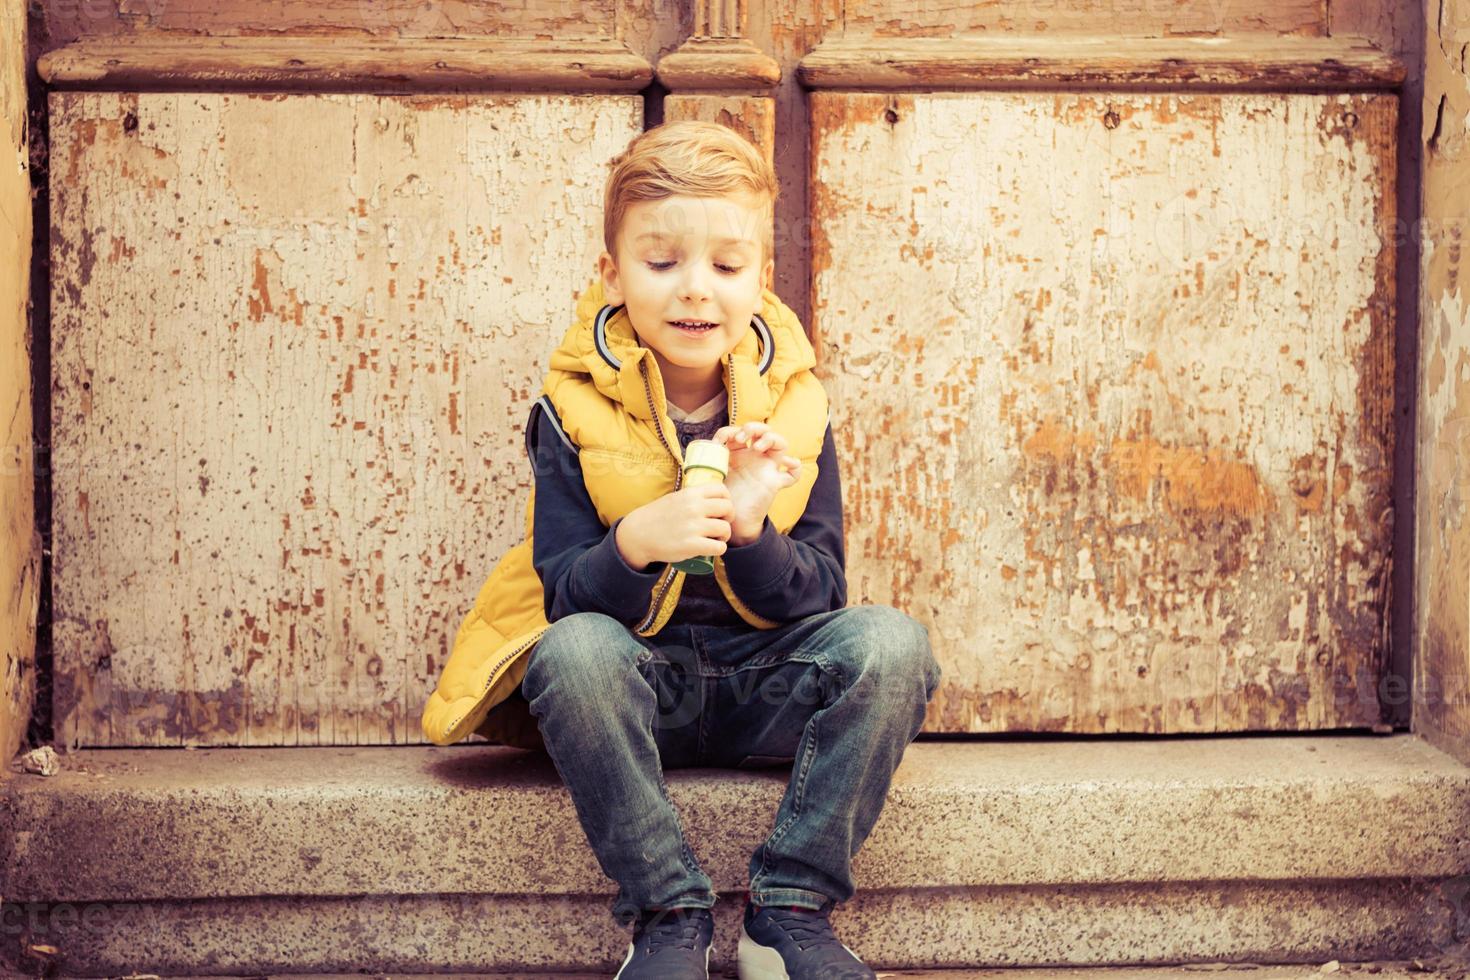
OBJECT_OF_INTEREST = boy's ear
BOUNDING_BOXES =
[598,251,624,306]
[761,257,774,293]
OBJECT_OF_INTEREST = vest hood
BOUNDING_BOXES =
[546,276,817,424]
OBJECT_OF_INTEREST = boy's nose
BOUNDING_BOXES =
[678,265,713,303]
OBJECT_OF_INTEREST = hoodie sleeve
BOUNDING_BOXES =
[526,400,664,626]
[718,422,848,623]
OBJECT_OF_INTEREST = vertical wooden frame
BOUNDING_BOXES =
[657,0,780,167]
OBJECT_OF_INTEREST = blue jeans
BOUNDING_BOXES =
[519,604,942,928]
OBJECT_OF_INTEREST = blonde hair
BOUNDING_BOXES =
[603,120,779,265]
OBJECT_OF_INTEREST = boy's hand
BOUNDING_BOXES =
[616,483,734,571]
[713,422,802,546]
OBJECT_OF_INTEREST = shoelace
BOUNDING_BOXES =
[760,905,840,951]
[640,907,707,952]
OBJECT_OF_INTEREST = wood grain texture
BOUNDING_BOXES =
[1,0,39,762]
[615,0,690,69]
[695,0,745,36]
[798,35,1404,91]
[48,91,641,746]
[841,0,1326,37]
[1412,0,1470,763]
[744,0,846,337]
[663,95,775,164]
[657,37,782,89]
[810,91,1397,733]
[37,36,654,93]
[1330,0,1424,735]
[39,0,617,46]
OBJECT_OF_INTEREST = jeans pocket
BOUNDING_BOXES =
[634,649,661,696]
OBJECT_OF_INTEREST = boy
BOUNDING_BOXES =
[420,121,941,980]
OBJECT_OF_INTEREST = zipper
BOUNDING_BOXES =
[710,351,779,628]
[725,352,738,426]
[449,352,744,730]
[443,627,545,737]
[633,356,683,634]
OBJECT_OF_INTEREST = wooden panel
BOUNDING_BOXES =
[40,0,617,46]
[797,36,1403,92]
[811,91,1396,733]
[1331,0,1424,734]
[48,91,642,746]
[657,0,779,158]
[663,95,776,164]
[744,0,846,332]
[36,36,653,93]
[656,37,782,89]
[1413,0,1470,763]
[1,0,39,761]
[615,0,690,77]
[840,0,1326,37]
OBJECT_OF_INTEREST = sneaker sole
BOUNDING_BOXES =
[613,939,715,979]
[737,927,790,980]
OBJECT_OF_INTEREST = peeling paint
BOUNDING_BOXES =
[1414,0,1470,763]
[41,0,619,46]
[813,91,1397,734]
[1,0,38,760]
[841,0,1324,36]
[50,92,642,746]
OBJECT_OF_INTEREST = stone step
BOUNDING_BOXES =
[17,964,1470,980]
[1,734,1467,976]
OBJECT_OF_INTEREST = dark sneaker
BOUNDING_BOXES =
[614,905,716,979]
[737,898,876,979]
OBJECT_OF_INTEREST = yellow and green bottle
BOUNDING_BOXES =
[672,439,730,575]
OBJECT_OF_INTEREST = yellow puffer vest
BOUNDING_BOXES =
[419,276,830,748]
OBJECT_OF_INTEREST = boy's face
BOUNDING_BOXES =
[599,193,774,391]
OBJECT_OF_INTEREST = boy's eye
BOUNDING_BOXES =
[645,260,743,274]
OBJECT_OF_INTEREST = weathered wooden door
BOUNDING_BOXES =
[48,90,644,745]
[809,84,1398,733]
[39,5,1403,745]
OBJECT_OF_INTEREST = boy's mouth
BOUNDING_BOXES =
[669,319,719,335]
